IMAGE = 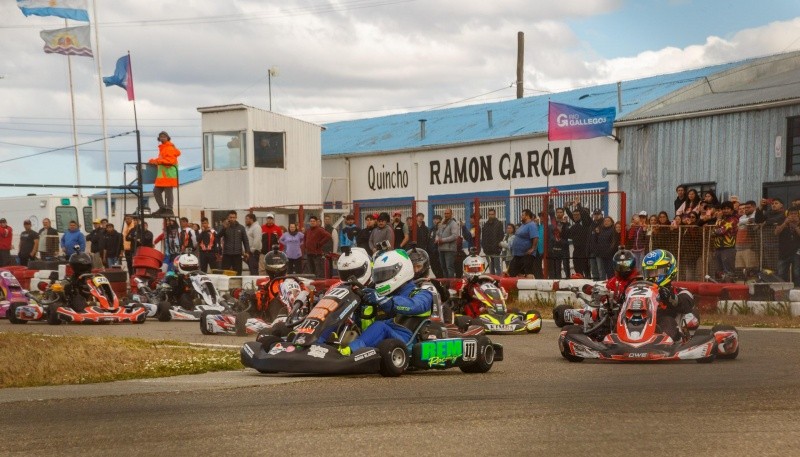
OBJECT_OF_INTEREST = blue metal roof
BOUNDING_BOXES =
[321,60,744,156]
[93,164,203,196]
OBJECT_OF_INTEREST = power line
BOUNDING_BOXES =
[0,131,135,165]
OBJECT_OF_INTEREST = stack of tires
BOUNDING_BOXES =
[130,247,164,293]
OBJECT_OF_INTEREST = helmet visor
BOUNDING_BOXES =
[339,263,368,282]
[616,258,634,273]
[373,264,401,284]
[644,264,669,281]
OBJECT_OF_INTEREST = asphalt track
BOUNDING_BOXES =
[1,319,800,457]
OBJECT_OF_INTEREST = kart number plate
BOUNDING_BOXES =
[486,324,515,331]
[93,276,110,286]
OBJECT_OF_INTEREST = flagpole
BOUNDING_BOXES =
[65,19,82,198]
[129,52,145,238]
[91,0,112,218]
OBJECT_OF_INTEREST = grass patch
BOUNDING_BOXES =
[0,332,242,388]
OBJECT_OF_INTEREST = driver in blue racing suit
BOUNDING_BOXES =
[339,249,432,356]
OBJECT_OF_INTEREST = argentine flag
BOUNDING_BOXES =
[17,0,89,22]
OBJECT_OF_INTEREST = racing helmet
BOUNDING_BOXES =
[372,249,414,296]
[68,252,93,275]
[408,247,431,279]
[641,249,677,287]
[279,278,302,306]
[462,254,487,280]
[264,249,289,274]
[337,247,372,286]
[174,253,200,275]
[613,249,636,279]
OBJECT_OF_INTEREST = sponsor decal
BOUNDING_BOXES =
[295,319,319,334]
[285,345,296,353]
[307,345,329,359]
[93,276,110,286]
[337,300,359,320]
[368,163,409,191]
[324,287,350,300]
[420,339,463,367]
[243,344,255,358]
[354,349,377,362]
[268,343,286,355]
[307,298,340,320]
[296,336,307,345]
[627,353,648,359]
[462,340,478,362]
[486,324,515,332]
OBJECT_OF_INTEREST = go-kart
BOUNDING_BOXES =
[553,283,616,335]
[241,278,503,377]
[4,271,58,324]
[451,276,541,334]
[1,270,29,320]
[130,271,227,322]
[558,280,739,363]
[49,271,147,324]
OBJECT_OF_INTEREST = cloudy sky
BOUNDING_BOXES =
[1,0,800,198]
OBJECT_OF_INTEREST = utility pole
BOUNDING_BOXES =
[516,31,524,99]
[268,66,279,111]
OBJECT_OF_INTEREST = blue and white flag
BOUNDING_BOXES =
[17,0,89,22]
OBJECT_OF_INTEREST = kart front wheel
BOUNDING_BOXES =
[524,309,542,333]
[377,339,408,377]
[7,304,26,324]
[199,310,221,335]
[157,301,172,322]
[460,336,495,373]
[553,304,571,328]
[711,324,739,360]
[47,305,63,325]
[235,311,249,337]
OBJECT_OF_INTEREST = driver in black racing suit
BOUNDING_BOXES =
[641,249,696,341]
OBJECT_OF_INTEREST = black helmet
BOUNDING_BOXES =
[408,247,431,279]
[69,252,93,275]
[264,250,288,273]
[613,248,636,279]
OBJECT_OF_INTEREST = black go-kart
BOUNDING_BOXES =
[241,279,503,377]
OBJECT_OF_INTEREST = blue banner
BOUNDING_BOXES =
[548,102,616,141]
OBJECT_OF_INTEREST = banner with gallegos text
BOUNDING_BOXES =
[17,0,89,22]
[40,25,93,57]
[548,101,616,141]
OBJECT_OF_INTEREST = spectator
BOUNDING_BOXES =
[434,209,460,278]
[260,212,283,274]
[677,212,702,280]
[736,200,764,271]
[590,216,619,279]
[651,211,677,254]
[139,222,154,248]
[587,209,604,280]
[218,210,250,275]
[674,185,687,214]
[197,217,219,273]
[60,220,86,257]
[121,215,136,272]
[148,131,180,217]
[428,214,443,277]
[154,220,181,272]
[534,214,545,279]
[627,211,648,270]
[647,214,658,226]
[566,202,592,278]
[100,223,123,267]
[762,198,786,225]
[0,218,13,266]
[481,209,505,276]
[85,219,101,268]
[124,218,147,262]
[37,217,59,260]
[356,214,376,255]
[698,190,720,225]
[711,201,738,279]
[414,213,430,252]
[455,220,472,276]
[548,208,570,279]
[279,223,305,274]
[339,214,359,251]
[304,215,332,278]
[369,212,394,254]
[775,206,800,286]
[391,211,409,248]
[676,188,701,218]
[322,214,337,275]
[499,223,516,274]
[508,209,538,277]
[244,213,262,274]
[17,220,38,267]
[179,217,197,252]
[729,195,741,214]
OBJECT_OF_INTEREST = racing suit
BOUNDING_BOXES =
[654,285,694,340]
[452,276,496,318]
[346,281,432,352]
[605,271,641,304]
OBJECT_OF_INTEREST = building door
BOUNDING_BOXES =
[763,181,800,206]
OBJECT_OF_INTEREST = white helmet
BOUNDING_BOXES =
[337,247,372,286]
[279,278,302,306]
[174,253,200,275]
[372,249,413,296]
[462,254,487,280]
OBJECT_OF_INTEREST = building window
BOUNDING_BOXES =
[82,206,93,231]
[683,182,716,197]
[787,116,800,175]
[203,131,247,170]
[54,206,78,233]
[254,131,285,168]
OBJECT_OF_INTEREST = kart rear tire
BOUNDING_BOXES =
[377,339,408,377]
[553,304,571,328]
[711,324,739,360]
[235,311,249,336]
[560,325,584,363]
[47,305,62,325]
[7,304,26,324]
[200,310,221,335]
[157,301,172,322]
[525,309,542,333]
[460,336,495,373]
